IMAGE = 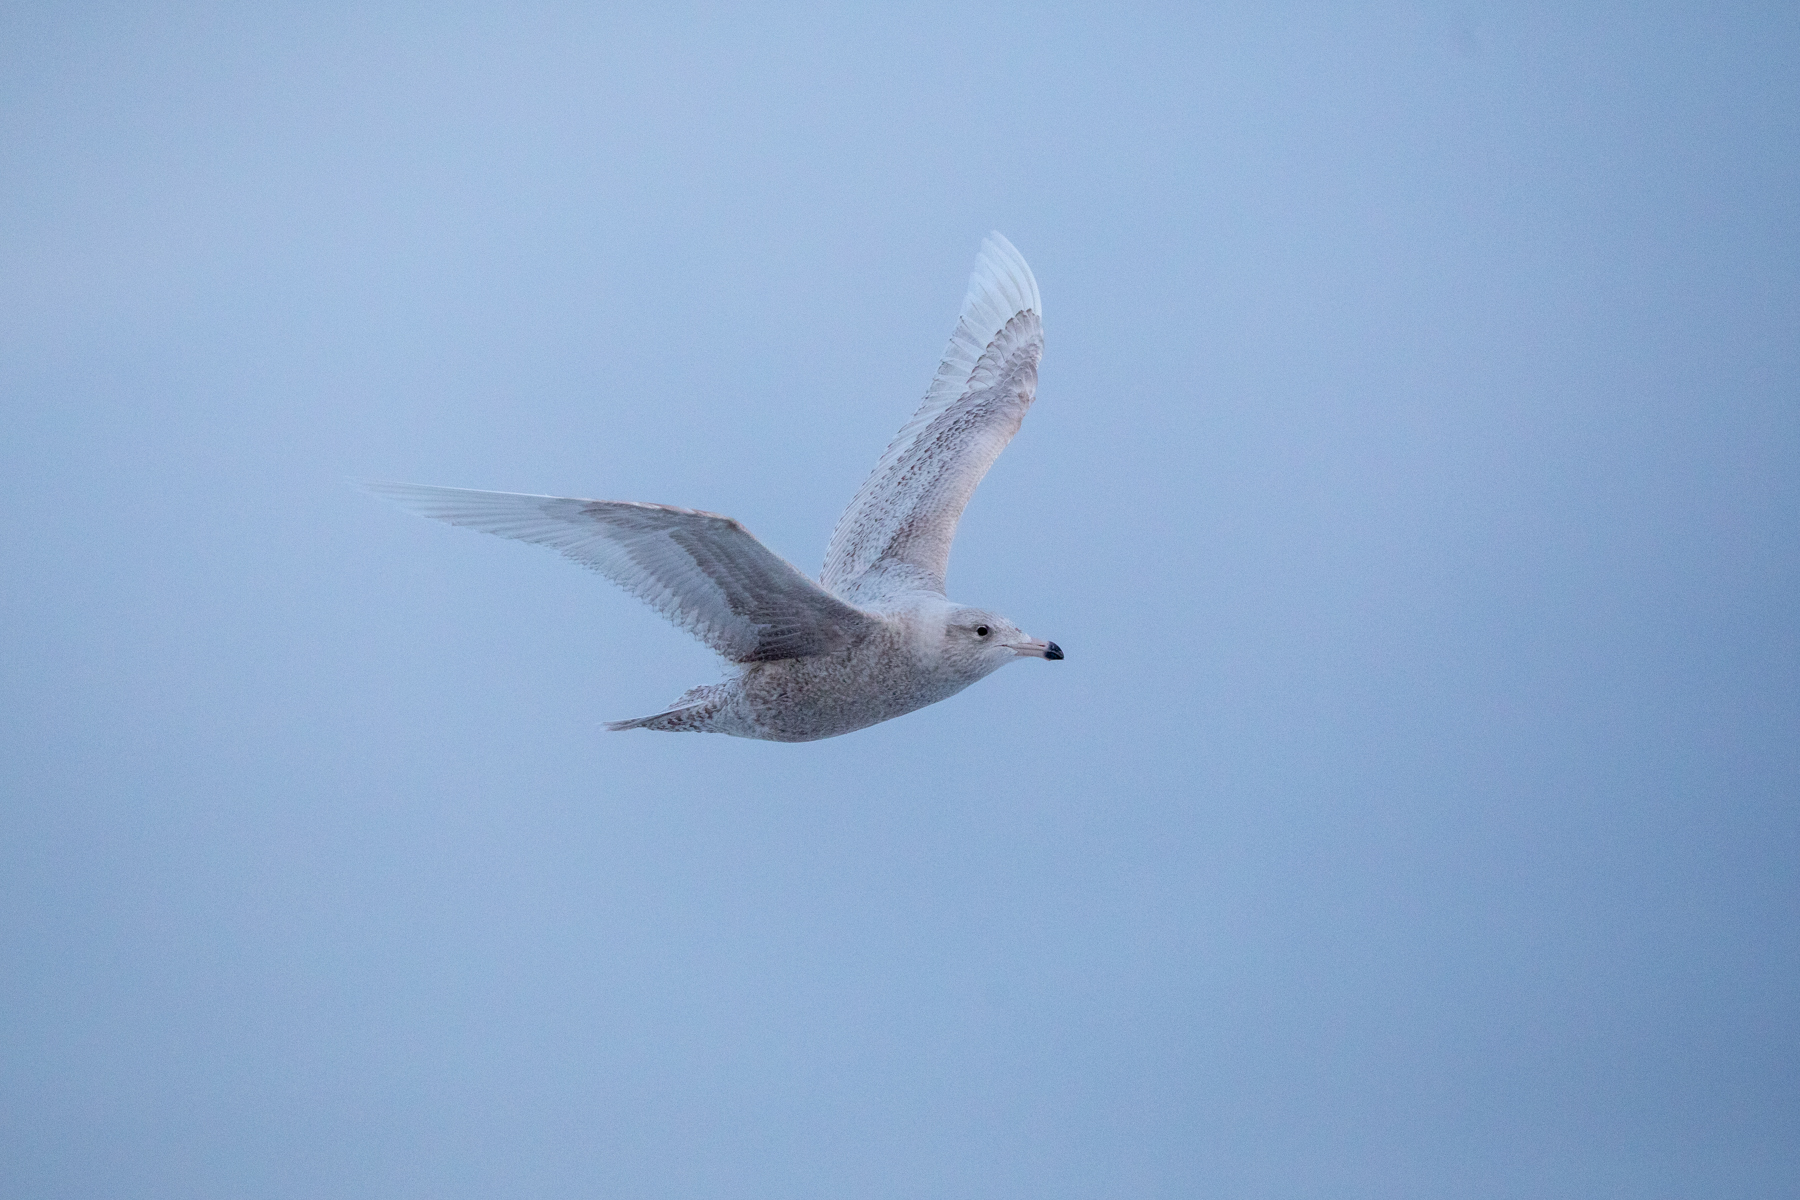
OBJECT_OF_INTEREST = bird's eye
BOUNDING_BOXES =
[975,625,990,637]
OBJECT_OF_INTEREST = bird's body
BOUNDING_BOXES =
[610,594,1034,741]
[369,234,1061,742]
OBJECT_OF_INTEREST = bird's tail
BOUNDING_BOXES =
[605,685,723,733]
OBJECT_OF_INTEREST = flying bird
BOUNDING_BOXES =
[368,233,1061,741]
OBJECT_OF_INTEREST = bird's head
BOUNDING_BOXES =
[939,606,1063,681]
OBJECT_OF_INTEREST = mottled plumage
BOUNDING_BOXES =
[369,233,1060,741]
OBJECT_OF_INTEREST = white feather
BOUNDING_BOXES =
[821,232,1045,601]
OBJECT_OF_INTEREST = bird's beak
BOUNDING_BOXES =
[1009,638,1064,660]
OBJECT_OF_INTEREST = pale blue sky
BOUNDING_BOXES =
[3,4,1796,1196]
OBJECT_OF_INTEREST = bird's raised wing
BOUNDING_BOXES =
[366,483,877,662]
[822,232,1043,602]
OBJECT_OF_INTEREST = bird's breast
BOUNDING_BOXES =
[734,625,971,741]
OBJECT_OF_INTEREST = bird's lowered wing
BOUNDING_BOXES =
[822,232,1043,601]
[366,483,877,662]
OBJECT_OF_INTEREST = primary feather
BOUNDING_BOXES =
[363,482,875,662]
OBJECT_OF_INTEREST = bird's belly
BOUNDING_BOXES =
[736,649,969,742]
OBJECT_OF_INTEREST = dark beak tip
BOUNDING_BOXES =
[1044,641,1064,661]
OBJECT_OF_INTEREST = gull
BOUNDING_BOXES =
[368,233,1061,741]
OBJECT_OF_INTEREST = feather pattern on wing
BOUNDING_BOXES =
[366,482,876,662]
[822,232,1043,601]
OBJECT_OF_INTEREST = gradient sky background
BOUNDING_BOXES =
[3,3,1797,1197]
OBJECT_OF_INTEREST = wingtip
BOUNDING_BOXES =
[961,231,1042,341]
[358,479,515,522]
[359,479,440,514]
